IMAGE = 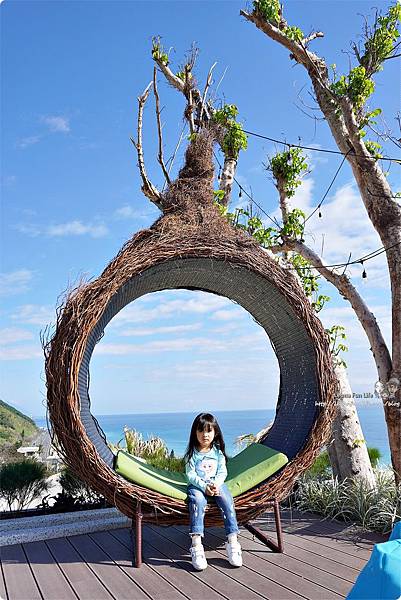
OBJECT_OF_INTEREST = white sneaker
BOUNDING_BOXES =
[225,540,242,567]
[190,544,208,570]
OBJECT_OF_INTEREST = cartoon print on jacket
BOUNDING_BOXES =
[195,457,217,482]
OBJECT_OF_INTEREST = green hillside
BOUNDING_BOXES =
[0,399,38,446]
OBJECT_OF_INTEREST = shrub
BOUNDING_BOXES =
[59,466,104,505]
[112,428,186,472]
[305,446,382,479]
[294,467,401,534]
[0,459,49,510]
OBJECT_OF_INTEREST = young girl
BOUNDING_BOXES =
[184,412,242,570]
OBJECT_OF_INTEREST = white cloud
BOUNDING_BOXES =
[120,323,202,337]
[11,304,55,326]
[114,205,158,220]
[95,329,267,357]
[0,328,34,345]
[41,115,70,133]
[46,220,108,238]
[95,336,230,356]
[319,303,391,350]
[17,220,108,238]
[211,309,238,321]
[15,223,41,237]
[111,292,232,327]
[0,270,34,296]
[0,345,42,361]
[17,136,41,149]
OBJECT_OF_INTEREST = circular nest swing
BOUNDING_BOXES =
[44,130,337,526]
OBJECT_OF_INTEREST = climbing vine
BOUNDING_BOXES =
[212,104,248,159]
[267,147,309,197]
[326,325,348,368]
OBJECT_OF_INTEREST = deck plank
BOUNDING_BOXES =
[1,544,41,600]
[206,526,352,598]
[148,525,270,600]
[0,509,379,600]
[278,509,387,544]
[260,510,380,559]
[113,527,226,600]
[239,528,359,584]
[253,521,367,570]
[90,530,188,600]
[46,537,114,600]
[68,533,149,600]
[161,524,343,600]
[23,540,77,600]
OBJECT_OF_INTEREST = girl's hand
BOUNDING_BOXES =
[207,483,220,496]
[205,484,215,496]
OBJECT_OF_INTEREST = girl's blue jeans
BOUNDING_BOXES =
[187,483,240,537]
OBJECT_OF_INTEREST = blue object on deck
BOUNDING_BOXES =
[389,521,401,542]
[347,522,401,600]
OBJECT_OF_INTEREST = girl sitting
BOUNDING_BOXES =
[184,412,242,570]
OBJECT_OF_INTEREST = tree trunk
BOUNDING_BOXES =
[327,364,376,489]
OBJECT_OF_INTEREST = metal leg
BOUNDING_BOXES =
[273,497,284,552]
[134,500,143,567]
[243,498,284,553]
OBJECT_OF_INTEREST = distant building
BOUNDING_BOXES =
[19,428,63,471]
[16,446,40,458]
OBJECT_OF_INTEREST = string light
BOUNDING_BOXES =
[212,153,400,273]
[304,150,352,224]
[242,128,401,163]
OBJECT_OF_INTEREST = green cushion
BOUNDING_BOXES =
[114,443,288,501]
[225,443,289,497]
[115,450,188,500]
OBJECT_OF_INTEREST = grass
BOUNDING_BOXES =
[293,467,401,534]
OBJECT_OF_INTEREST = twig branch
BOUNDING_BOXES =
[166,124,187,176]
[302,31,324,46]
[198,62,217,128]
[187,89,195,134]
[131,82,163,210]
[212,66,228,101]
[153,67,171,186]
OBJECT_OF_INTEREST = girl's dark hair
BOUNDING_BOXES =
[184,413,227,464]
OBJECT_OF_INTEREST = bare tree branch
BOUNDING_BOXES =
[164,123,188,190]
[187,89,195,134]
[131,82,163,210]
[153,67,171,187]
[153,49,241,205]
[199,62,217,129]
[302,31,324,46]
[153,57,186,94]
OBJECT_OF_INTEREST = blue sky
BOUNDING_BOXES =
[1,0,399,419]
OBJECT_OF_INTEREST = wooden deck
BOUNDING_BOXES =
[0,509,387,600]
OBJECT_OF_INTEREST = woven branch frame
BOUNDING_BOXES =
[44,130,337,526]
[44,219,337,526]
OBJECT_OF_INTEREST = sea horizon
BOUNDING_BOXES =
[34,405,392,464]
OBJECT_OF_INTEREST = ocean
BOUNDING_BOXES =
[35,406,391,464]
